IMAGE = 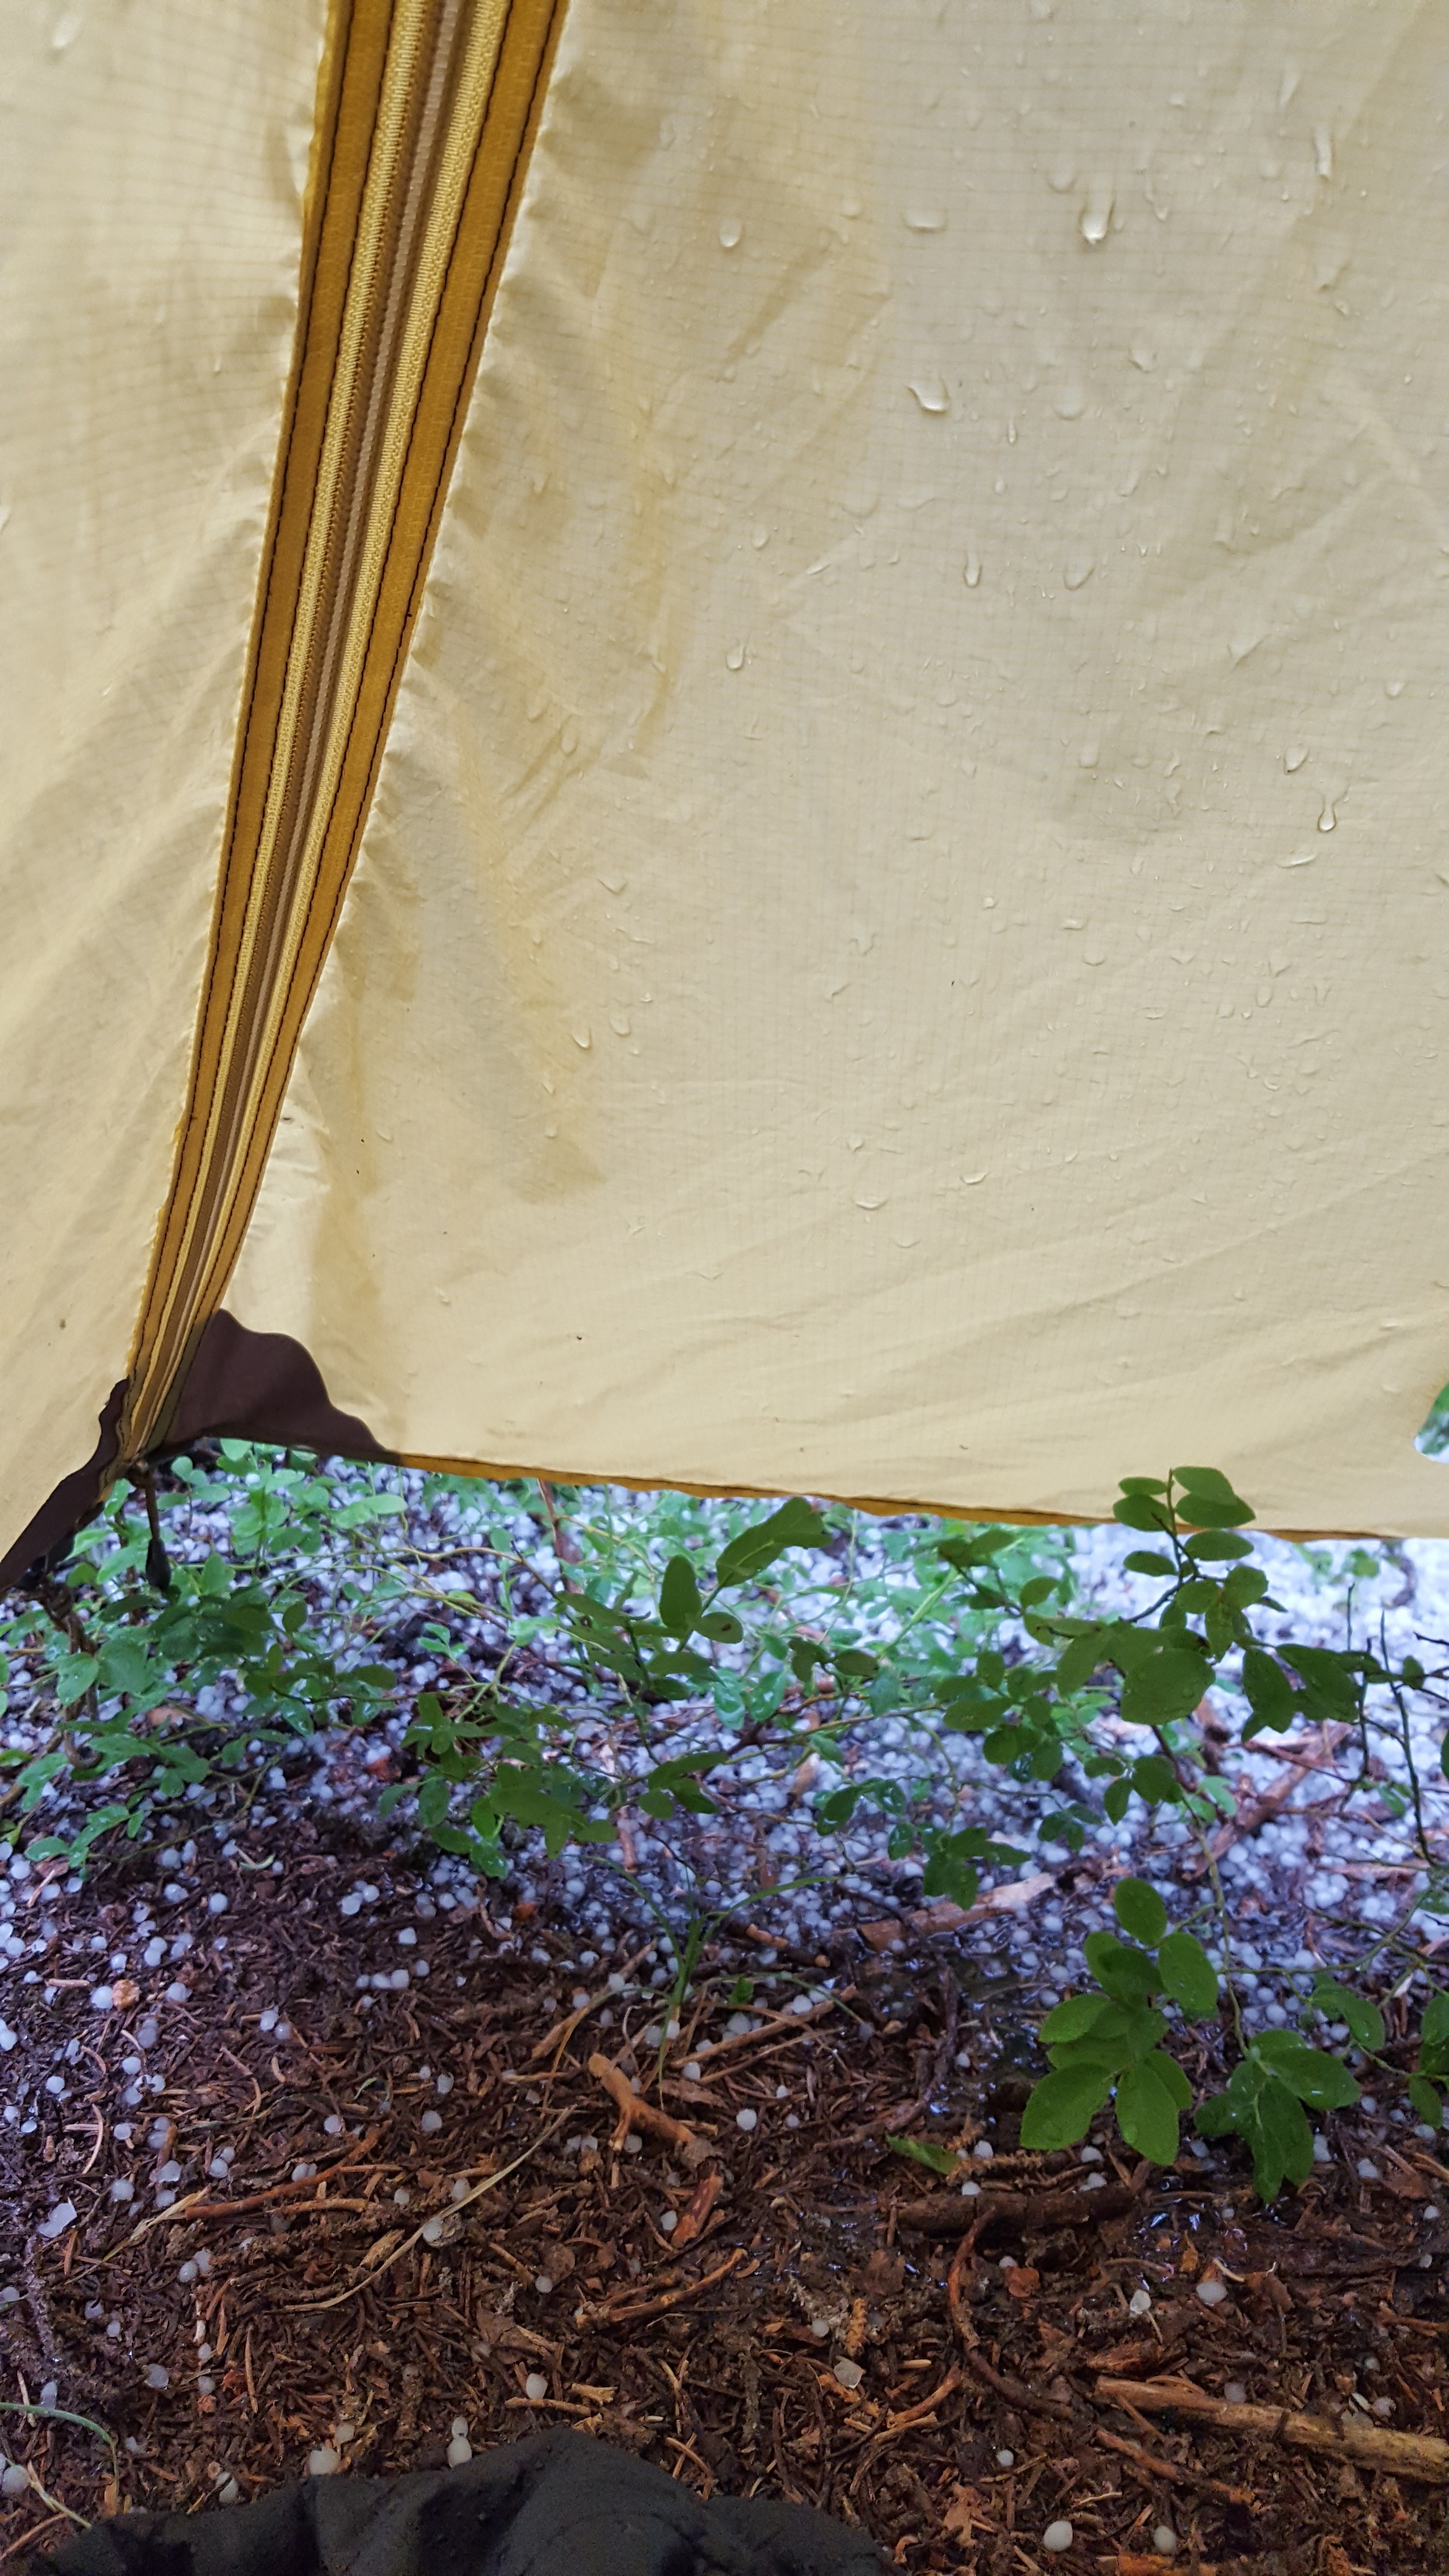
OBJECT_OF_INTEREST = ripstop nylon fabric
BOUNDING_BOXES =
[5,0,1449,1552]
[0,0,326,1550]
[225,0,1449,1535]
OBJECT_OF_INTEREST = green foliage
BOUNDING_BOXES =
[6,1446,1449,2217]
[1021,1877,1219,2165]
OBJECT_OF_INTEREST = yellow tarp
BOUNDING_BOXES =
[5,0,1449,1557]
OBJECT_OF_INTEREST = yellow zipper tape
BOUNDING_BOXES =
[119,0,563,1467]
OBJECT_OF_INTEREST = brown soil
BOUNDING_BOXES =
[3,1821,1449,2575]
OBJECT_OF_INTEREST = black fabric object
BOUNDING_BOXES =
[22,2431,885,2576]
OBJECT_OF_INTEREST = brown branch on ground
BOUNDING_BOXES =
[588,2052,701,2152]
[1094,2424,1252,2507]
[894,2182,1140,2236]
[585,2246,748,2328]
[1096,2377,1449,2485]
[946,2232,1084,2426]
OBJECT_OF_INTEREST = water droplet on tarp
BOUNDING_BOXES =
[904,206,947,232]
[963,548,982,588]
[1079,739,1100,768]
[1054,383,1085,420]
[853,1193,888,1211]
[1314,127,1333,181]
[725,642,745,671]
[1318,797,1337,833]
[1080,182,1114,246]
[1284,744,1307,773]
[718,216,743,249]
[51,9,81,49]
[1063,551,1093,590]
[1048,157,1076,194]
[572,1026,593,1050]
[908,376,950,414]
[609,1010,631,1037]
[752,522,771,547]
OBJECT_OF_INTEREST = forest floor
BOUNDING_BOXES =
[3,1807,1449,2575]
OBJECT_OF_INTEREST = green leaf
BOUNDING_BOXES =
[698,1608,743,1645]
[1083,1931,1159,2002]
[1120,1646,1211,1732]
[1311,1979,1385,2054]
[657,1556,701,1638]
[1112,1876,1168,1947]
[1040,1993,1116,2044]
[714,1499,826,1590]
[1252,2033,1360,2109]
[1280,1643,1359,1723]
[1173,1465,1239,1500]
[1145,2049,1193,2110]
[1054,1629,1110,1694]
[1244,2072,1316,2200]
[1222,1564,1270,1610]
[1158,1931,1219,2019]
[1113,1494,1175,1535]
[1172,1468,1254,1527]
[1183,1530,1254,1562]
[886,2135,960,2177]
[1130,1753,1183,1806]
[1124,1552,1177,1578]
[1408,2076,1442,2127]
[1195,2089,1236,2139]
[834,1648,879,1682]
[1115,2057,1181,2166]
[1421,1991,1449,2051]
[1119,1476,1170,1495]
[1240,1646,1296,1735]
[1020,2061,1115,2150]
[1103,1777,1132,1824]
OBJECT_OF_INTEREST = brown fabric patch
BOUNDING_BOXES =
[0,1378,126,1586]
[0,1317,391,1588]
[164,1311,394,1463]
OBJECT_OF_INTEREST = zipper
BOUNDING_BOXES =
[117,0,562,1470]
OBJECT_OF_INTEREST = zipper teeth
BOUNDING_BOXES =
[122,0,542,1462]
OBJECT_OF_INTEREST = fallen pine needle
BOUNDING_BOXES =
[584,2245,747,2328]
[120,2126,383,2242]
[1093,2423,1250,2507]
[1096,2377,1449,2485]
[283,2110,570,2312]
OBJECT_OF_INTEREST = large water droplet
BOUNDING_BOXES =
[1063,551,1093,591]
[1048,157,1076,194]
[904,206,947,232]
[1313,127,1333,181]
[1054,384,1085,420]
[1284,744,1307,773]
[725,642,745,671]
[1079,739,1100,769]
[1080,183,1114,247]
[853,1193,888,1211]
[718,216,743,250]
[908,376,950,415]
[51,8,81,48]
[609,1010,631,1037]
[963,548,982,588]
[1317,797,1337,833]
[572,1027,592,1050]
